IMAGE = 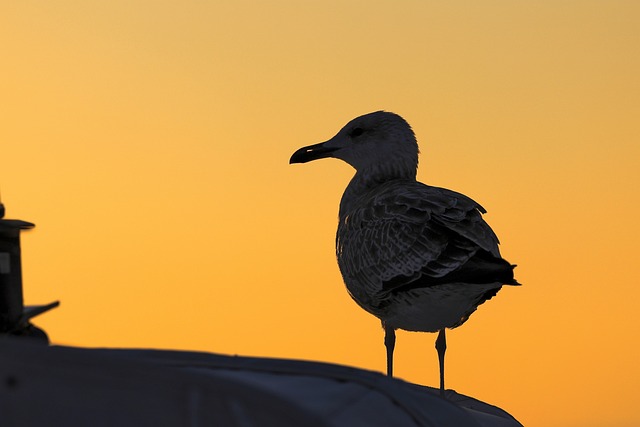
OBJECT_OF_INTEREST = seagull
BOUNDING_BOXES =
[290,111,519,394]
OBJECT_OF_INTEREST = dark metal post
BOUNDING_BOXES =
[0,202,58,342]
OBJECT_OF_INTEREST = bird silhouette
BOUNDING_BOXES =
[290,111,519,394]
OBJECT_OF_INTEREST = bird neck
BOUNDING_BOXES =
[339,160,417,219]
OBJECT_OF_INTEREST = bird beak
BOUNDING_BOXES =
[289,141,339,164]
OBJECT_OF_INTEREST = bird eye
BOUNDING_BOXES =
[350,127,364,138]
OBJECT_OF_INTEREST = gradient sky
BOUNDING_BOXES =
[2,1,639,426]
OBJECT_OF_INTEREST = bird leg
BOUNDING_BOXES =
[384,325,396,377]
[435,329,447,395]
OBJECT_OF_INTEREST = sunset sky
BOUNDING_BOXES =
[2,1,639,426]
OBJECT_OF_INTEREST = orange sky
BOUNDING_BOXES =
[2,1,639,426]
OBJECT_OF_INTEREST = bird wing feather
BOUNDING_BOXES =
[336,180,503,300]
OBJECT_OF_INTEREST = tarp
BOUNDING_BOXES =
[0,339,522,426]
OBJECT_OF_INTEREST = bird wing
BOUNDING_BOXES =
[336,180,510,300]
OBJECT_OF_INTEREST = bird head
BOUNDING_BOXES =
[289,111,419,174]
